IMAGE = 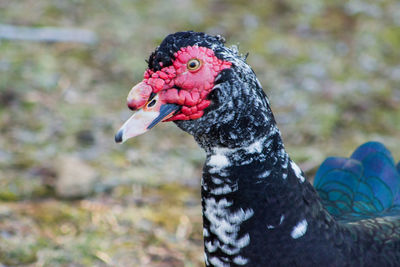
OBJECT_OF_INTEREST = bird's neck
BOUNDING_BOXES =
[201,123,341,265]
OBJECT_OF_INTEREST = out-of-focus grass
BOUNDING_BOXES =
[0,0,399,265]
[0,184,203,266]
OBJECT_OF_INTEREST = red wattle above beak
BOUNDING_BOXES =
[115,92,180,143]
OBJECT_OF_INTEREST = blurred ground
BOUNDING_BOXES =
[0,0,399,266]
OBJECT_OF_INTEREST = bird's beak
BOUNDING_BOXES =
[115,85,179,143]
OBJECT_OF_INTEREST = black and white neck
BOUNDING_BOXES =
[174,50,347,266]
[200,114,347,265]
[199,74,348,267]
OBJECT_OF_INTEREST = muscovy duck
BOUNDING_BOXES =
[115,31,400,266]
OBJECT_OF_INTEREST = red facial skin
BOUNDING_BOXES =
[127,46,232,120]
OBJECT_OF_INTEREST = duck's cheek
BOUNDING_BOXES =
[173,67,214,91]
[159,89,211,121]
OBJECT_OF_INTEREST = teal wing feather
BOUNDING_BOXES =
[314,142,400,221]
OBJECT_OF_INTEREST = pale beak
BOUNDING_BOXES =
[115,93,179,143]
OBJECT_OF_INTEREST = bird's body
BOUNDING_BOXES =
[116,31,400,266]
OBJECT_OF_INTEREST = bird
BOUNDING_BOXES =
[115,31,400,266]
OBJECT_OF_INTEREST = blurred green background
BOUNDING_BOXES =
[0,0,399,266]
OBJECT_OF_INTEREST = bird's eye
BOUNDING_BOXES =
[187,58,201,71]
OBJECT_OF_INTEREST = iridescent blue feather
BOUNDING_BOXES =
[314,142,400,221]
